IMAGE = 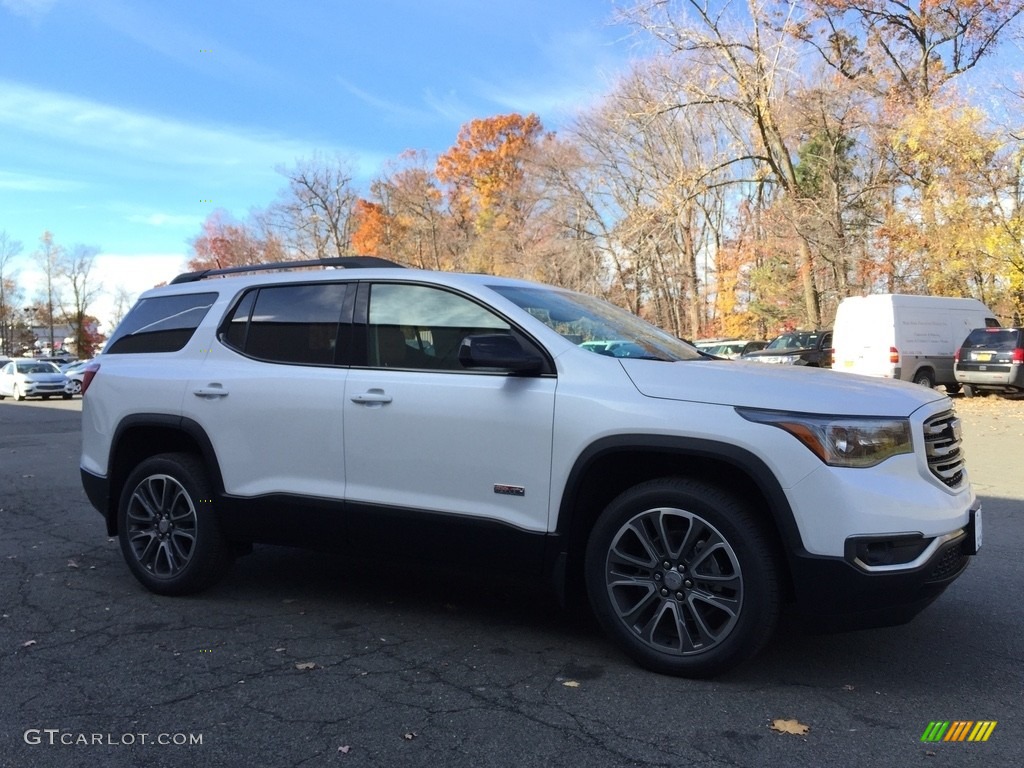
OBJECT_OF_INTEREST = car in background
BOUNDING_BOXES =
[701,339,767,360]
[0,359,72,400]
[741,330,833,367]
[579,339,650,358]
[61,359,93,395]
[954,327,1024,397]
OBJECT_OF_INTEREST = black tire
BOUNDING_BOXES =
[117,453,233,595]
[585,478,781,678]
[962,384,975,398]
[913,369,935,389]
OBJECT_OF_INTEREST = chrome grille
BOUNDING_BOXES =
[923,410,965,488]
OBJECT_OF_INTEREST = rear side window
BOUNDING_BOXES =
[221,283,350,365]
[105,293,217,354]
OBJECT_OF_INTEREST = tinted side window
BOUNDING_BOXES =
[106,292,217,354]
[367,283,510,370]
[222,283,349,365]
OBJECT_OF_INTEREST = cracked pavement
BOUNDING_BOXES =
[1,397,1021,767]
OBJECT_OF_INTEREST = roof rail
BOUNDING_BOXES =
[169,256,405,285]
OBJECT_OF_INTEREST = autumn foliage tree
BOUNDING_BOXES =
[436,113,545,272]
[349,199,391,257]
[187,209,285,271]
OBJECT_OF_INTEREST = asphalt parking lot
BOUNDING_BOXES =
[1,395,1021,768]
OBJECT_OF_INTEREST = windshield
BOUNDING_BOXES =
[766,332,820,351]
[16,362,60,374]
[490,285,702,362]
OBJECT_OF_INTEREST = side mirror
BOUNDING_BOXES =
[458,334,543,374]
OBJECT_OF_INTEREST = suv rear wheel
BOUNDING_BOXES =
[118,453,233,595]
[585,478,780,677]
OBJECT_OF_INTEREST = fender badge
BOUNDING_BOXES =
[494,484,525,497]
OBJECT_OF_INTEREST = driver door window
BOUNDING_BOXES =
[366,283,511,371]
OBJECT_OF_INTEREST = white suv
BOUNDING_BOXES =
[80,259,981,677]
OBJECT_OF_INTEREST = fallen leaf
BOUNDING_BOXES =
[275,647,286,653]
[338,745,351,754]
[295,661,316,670]
[22,640,37,647]
[562,680,580,688]
[770,718,809,736]
[403,732,417,741]
[67,559,79,569]
[842,684,855,691]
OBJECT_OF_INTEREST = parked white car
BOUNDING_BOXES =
[0,359,72,400]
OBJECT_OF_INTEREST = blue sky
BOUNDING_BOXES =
[1,0,633,326]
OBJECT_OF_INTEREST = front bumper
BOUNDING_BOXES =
[788,507,979,631]
[24,383,69,397]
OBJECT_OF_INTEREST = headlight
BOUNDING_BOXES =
[737,408,913,468]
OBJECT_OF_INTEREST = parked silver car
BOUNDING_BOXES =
[0,359,72,401]
[60,359,93,396]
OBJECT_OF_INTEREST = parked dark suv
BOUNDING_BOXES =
[741,330,833,368]
[954,327,1024,397]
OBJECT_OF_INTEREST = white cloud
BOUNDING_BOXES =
[86,0,285,88]
[0,171,84,192]
[0,80,390,182]
[0,0,56,19]
[337,78,431,122]
[125,213,202,228]
[0,80,306,170]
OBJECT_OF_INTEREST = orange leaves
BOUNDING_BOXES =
[350,199,391,257]
[436,113,544,228]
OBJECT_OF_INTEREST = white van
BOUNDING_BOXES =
[831,294,998,389]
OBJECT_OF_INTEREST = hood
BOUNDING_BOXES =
[742,346,814,359]
[24,373,66,383]
[620,358,945,416]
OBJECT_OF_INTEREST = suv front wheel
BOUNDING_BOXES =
[585,478,781,677]
[118,453,233,595]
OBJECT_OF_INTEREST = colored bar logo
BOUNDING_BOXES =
[921,721,997,742]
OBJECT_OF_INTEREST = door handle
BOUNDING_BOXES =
[350,389,392,406]
[193,385,229,399]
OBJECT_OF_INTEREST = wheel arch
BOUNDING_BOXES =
[552,435,800,605]
[910,365,937,386]
[103,414,224,536]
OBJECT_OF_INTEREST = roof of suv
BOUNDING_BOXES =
[148,260,561,299]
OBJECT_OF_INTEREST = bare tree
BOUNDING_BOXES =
[0,231,23,355]
[58,244,103,357]
[624,0,825,327]
[109,285,135,330]
[33,231,63,353]
[263,155,360,259]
